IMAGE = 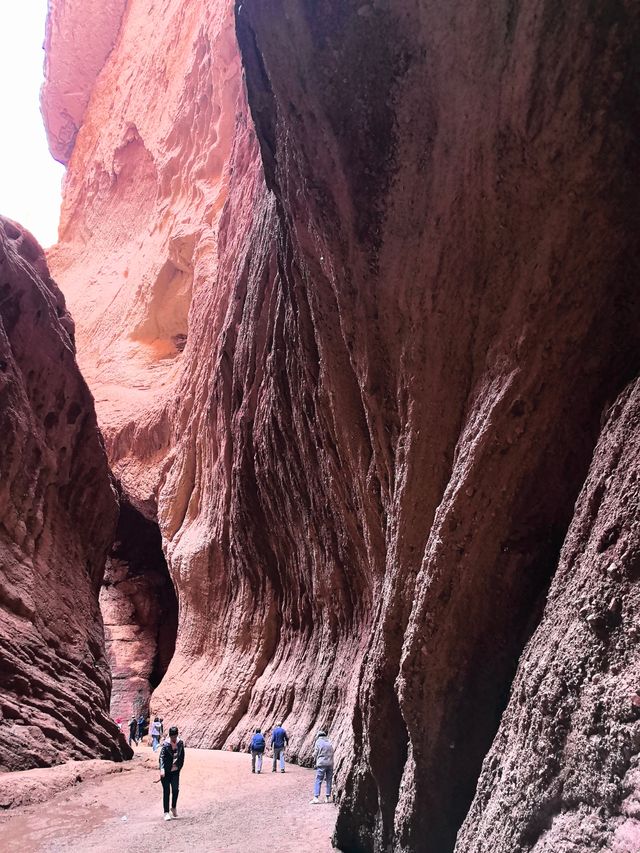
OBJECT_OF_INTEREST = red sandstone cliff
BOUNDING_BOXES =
[0,217,130,770]
[42,0,639,850]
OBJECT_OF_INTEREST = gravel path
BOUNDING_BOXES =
[0,747,338,852]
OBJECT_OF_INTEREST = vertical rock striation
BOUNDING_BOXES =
[236,2,640,850]
[0,217,129,771]
[42,0,639,849]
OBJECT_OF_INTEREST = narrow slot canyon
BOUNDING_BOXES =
[100,499,178,721]
[0,1,639,851]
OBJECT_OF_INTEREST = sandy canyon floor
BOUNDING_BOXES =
[0,747,337,852]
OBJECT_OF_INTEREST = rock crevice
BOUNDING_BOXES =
[100,498,178,721]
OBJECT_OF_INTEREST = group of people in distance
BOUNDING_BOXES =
[125,714,165,752]
[248,724,335,805]
[153,722,335,820]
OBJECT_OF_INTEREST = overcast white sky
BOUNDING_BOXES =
[0,1,64,248]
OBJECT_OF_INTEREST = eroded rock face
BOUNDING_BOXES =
[42,0,639,849]
[457,380,640,853]
[0,217,130,771]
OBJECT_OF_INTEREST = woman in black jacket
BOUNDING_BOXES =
[159,726,185,820]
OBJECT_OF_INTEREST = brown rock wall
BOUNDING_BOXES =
[237,2,640,850]
[456,379,640,853]
[0,217,130,770]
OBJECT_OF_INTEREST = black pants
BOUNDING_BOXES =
[162,770,180,812]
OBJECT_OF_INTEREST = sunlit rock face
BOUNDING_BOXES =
[43,0,639,849]
[0,217,130,771]
[41,0,129,165]
[45,0,243,506]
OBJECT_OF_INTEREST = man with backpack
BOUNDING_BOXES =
[250,728,266,773]
[271,723,289,772]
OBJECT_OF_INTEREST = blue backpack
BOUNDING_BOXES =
[251,733,265,751]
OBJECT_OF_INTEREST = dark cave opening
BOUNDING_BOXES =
[100,498,178,720]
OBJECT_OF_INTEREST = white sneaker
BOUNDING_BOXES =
[163,812,172,821]
[170,808,178,819]
[310,797,320,804]
[324,795,331,803]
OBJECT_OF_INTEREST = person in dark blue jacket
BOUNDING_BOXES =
[271,723,289,773]
[128,716,138,747]
[250,728,266,773]
[137,714,146,743]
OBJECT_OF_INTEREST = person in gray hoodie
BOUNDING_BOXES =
[310,729,334,804]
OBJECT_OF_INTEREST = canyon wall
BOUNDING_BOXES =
[456,378,640,853]
[43,0,639,850]
[0,217,130,771]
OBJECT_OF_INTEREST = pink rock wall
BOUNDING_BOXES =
[42,0,639,849]
[0,217,130,770]
[100,572,157,722]
[41,0,129,164]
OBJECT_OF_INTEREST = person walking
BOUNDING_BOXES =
[128,716,138,747]
[137,713,146,744]
[271,723,289,773]
[159,725,185,820]
[310,729,334,804]
[150,716,162,752]
[250,728,266,773]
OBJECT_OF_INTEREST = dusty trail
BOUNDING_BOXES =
[0,747,338,852]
